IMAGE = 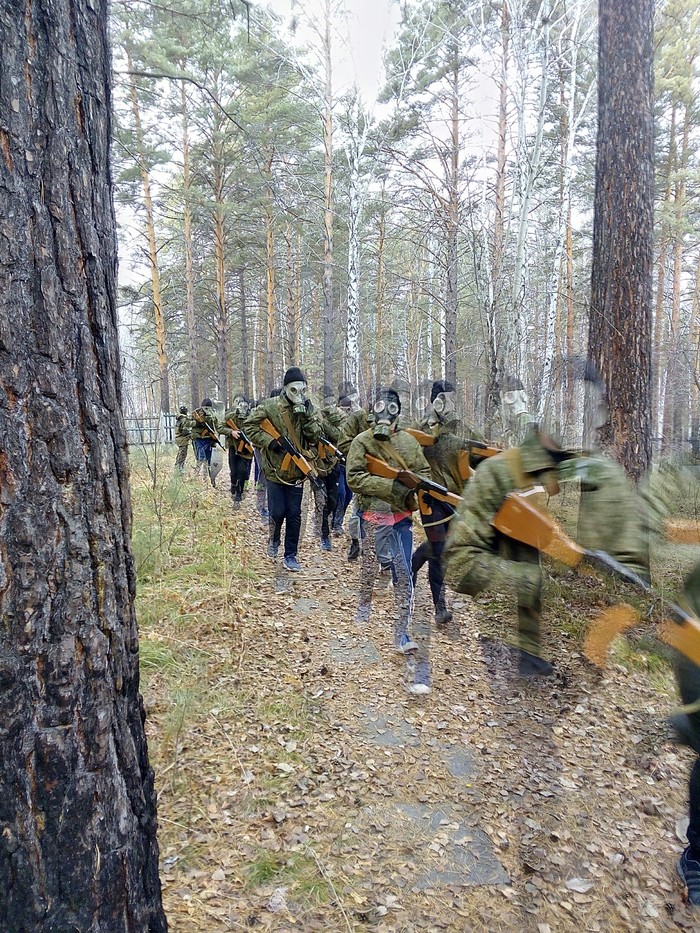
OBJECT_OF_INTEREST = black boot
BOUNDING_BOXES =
[435,604,453,625]
[518,649,554,678]
[348,538,360,562]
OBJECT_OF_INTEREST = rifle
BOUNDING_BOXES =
[469,439,502,460]
[193,409,225,450]
[492,491,700,669]
[406,427,437,447]
[225,418,254,457]
[365,454,463,507]
[260,418,322,487]
[320,436,346,463]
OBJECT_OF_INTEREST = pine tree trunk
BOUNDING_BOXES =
[181,80,199,410]
[213,142,228,406]
[239,269,250,398]
[126,45,170,415]
[0,2,166,928]
[588,0,654,479]
[264,156,275,394]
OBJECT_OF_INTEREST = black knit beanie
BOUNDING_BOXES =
[284,367,305,386]
[430,380,455,402]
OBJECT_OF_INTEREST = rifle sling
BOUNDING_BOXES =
[279,406,318,478]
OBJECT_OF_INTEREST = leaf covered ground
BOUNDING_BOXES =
[132,454,700,932]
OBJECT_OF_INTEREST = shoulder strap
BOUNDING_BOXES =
[279,405,305,452]
[379,435,410,471]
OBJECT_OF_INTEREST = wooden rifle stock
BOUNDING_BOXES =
[493,492,700,669]
[193,409,225,449]
[365,454,463,507]
[260,418,319,484]
[226,418,254,456]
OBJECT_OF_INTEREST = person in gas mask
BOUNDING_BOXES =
[314,385,344,550]
[346,387,432,664]
[339,389,374,561]
[222,394,253,507]
[411,380,486,625]
[174,405,191,473]
[444,374,648,676]
[246,368,322,572]
[190,397,221,486]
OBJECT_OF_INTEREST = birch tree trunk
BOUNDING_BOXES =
[126,45,170,414]
[345,95,367,390]
[662,106,691,453]
[0,1,166,927]
[588,0,654,479]
[444,43,460,387]
[322,0,335,387]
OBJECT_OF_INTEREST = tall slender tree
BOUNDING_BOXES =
[588,0,654,479]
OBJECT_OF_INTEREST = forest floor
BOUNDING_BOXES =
[132,451,700,933]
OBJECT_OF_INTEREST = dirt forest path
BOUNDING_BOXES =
[135,470,699,932]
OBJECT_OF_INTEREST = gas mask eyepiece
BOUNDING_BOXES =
[285,381,308,414]
[372,395,400,439]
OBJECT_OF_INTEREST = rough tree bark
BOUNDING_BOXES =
[588,0,654,479]
[0,1,167,930]
[238,268,250,398]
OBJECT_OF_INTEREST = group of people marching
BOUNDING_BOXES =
[172,363,700,904]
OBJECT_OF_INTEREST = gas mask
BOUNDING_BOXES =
[284,381,308,415]
[234,397,249,418]
[432,391,456,422]
[346,392,361,413]
[501,388,530,420]
[372,396,400,440]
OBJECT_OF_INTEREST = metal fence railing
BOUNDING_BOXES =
[124,414,177,446]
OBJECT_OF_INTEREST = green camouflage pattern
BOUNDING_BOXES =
[346,427,432,515]
[317,404,345,477]
[443,432,650,655]
[189,407,220,442]
[221,410,254,458]
[338,408,373,457]
[246,394,322,485]
[411,416,486,496]
[175,413,191,448]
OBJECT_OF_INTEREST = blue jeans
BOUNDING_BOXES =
[193,438,213,464]
[358,516,414,637]
[267,480,303,558]
[334,466,353,528]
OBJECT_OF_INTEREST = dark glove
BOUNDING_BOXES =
[269,438,284,453]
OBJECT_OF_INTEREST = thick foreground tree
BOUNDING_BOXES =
[588,0,654,479]
[0,1,167,930]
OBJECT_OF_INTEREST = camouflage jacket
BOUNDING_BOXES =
[221,410,254,459]
[246,395,322,485]
[411,416,486,496]
[175,413,191,448]
[444,433,649,599]
[346,427,431,515]
[338,408,373,458]
[317,404,345,477]
[190,407,221,443]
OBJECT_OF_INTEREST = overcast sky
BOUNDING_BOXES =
[264,0,400,103]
